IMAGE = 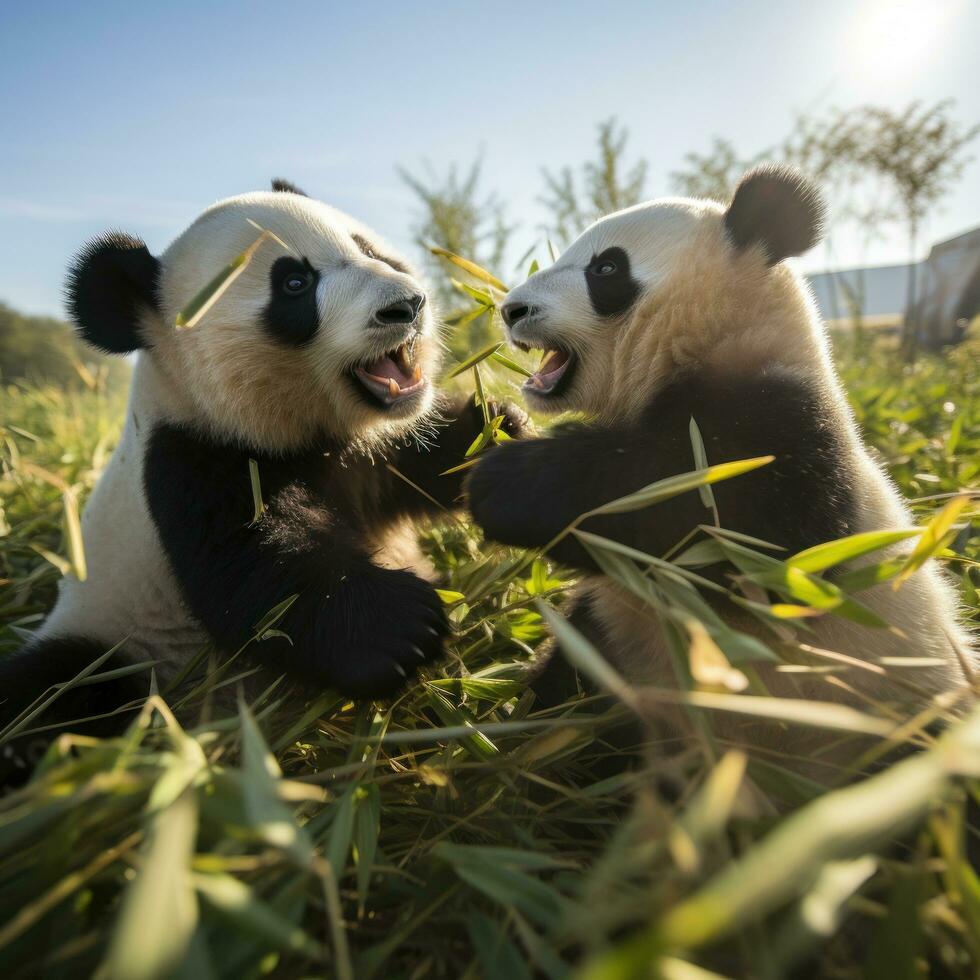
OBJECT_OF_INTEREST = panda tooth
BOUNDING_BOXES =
[412,365,422,383]
[394,344,414,375]
[388,378,401,398]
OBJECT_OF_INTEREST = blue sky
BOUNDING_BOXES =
[1,0,977,316]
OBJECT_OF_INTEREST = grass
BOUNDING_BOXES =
[0,329,978,979]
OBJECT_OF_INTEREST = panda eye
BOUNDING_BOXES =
[591,258,618,276]
[282,270,314,295]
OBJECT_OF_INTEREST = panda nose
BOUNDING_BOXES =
[374,294,425,326]
[501,302,535,327]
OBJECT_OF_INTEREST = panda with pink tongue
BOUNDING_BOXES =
[0,178,528,780]
[468,165,972,735]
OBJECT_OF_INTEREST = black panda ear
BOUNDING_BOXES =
[66,232,160,354]
[271,177,308,196]
[723,165,825,266]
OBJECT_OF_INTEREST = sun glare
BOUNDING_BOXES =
[849,0,962,82]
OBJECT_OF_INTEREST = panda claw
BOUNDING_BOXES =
[393,662,407,678]
[410,644,426,660]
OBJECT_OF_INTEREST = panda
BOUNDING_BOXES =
[467,165,974,747]
[1,179,525,766]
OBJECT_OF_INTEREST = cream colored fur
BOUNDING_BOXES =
[144,191,441,453]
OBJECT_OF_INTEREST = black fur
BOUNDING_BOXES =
[142,395,528,698]
[271,177,308,195]
[262,256,322,346]
[66,232,160,353]
[467,368,855,573]
[0,635,149,789]
[352,233,410,275]
[724,165,826,266]
[585,247,640,317]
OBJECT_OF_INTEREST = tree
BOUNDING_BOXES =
[853,100,979,351]
[399,160,514,353]
[783,109,899,332]
[539,118,648,246]
[669,137,762,203]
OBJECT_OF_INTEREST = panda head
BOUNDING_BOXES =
[67,181,440,451]
[500,165,827,421]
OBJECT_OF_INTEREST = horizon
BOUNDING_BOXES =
[2,0,978,318]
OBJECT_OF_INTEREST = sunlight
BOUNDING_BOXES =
[849,0,962,82]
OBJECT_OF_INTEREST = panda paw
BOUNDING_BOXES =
[446,393,534,444]
[315,566,450,699]
[465,439,544,548]
[483,397,534,440]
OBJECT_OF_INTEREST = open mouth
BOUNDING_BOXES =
[516,343,576,398]
[352,341,428,408]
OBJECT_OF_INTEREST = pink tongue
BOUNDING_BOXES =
[364,355,413,386]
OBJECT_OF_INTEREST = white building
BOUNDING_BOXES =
[807,225,980,345]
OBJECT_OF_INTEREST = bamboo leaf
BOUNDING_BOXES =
[450,278,495,305]
[686,620,748,693]
[491,350,534,377]
[102,790,199,980]
[175,228,279,330]
[589,457,774,516]
[788,529,920,574]
[893,494,969,589]
[688,417,717,516]
[193,871,322,958]
[429,247,508,292]
[446,342,504,379]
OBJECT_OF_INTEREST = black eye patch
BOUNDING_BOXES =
[263,256,321,347]
[585,246,639,317]
[352,233,409,274]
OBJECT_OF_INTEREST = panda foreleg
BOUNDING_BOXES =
[466,372,853,574]
[145,423,452,697]
[465,422,683,571]
[176,510,450,698]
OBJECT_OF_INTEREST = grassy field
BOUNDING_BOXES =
[0,329,978,979]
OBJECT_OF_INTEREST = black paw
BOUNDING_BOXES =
[313,566,450,698]
[465,440,537,547]
[451,393,533,445]
[484,398,534,439]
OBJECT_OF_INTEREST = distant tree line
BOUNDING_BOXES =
[0,302,129,388]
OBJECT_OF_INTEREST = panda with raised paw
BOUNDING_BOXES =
[1,179,526,763]
[467,165,973,723]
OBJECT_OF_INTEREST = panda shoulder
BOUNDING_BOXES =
[646,366,846,458]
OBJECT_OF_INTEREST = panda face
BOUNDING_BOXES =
[499,166,826,422]
[81,190,441,451]
[500,199,706,416]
